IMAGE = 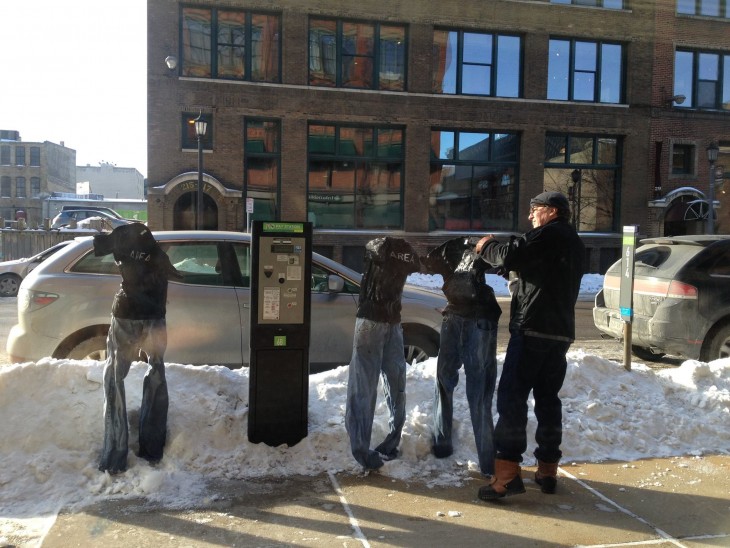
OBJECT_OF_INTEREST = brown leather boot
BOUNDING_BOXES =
[535,460,559,494]
[477,459,526,500]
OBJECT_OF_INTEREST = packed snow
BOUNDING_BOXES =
[1,273,729,547]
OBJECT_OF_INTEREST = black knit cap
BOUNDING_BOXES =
[530,191,569,210]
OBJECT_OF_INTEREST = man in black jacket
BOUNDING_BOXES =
[345,237,420,471]
[474,191,584,499]
[421,237,501,477]
[94,223,181,474]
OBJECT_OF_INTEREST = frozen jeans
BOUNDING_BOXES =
[99,316,169,473]
[345,318,407,470]
[432,314,498,475]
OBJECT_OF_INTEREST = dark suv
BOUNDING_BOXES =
[593,235,730,362]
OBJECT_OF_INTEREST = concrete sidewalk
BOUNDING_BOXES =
[42,455,730,547]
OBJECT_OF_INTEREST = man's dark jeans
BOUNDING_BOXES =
[495,330,570,464]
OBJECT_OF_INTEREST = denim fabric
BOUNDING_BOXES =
[345,318,407,469]
[99,317,169,473]
[494,330,569,464]
[432,314,498,475]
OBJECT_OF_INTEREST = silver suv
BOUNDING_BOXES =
[7,231,445,372]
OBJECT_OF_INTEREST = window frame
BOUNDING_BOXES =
[677,0,730,18]
[548,37,626,104]
[543,133,623,233]
[670,141,697,177]
[181,112,214,150]
[308,17,408,91]
[179,5,281,82]
[674,48,730,111]
[244,117,282,222]
[432,28,523,97]
[307,122,405,229]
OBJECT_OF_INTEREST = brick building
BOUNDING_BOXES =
[146,0,729,273]
[0,130,77,227]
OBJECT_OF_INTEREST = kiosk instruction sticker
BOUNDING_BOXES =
[263,287,280,320]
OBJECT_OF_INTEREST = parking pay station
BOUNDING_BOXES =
[249,221,312,446]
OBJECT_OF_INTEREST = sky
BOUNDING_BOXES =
[0,1,148,176]
[1,273,729,546]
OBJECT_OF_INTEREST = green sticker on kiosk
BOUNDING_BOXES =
[274,335,287,346]
[263,222,304,233]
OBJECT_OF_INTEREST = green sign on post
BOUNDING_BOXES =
[620,225,638,370]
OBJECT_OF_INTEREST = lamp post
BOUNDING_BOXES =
[194,112,208,230]
[706,141,719,235]
[570,169,582,229]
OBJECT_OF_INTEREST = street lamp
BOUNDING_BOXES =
[194,112,208,230]
[570,169,582,228]
[706,141,719,235]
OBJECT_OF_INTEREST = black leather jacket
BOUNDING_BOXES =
[478,218,584,341]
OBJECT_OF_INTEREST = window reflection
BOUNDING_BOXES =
[429,131,519,231]
[548,39,623,103]
[543,134,620,232]
[182,7,279,81]
[432,29,521,97]
[308,124,404,229]
[309,19,405,91]
[245,119,281,222]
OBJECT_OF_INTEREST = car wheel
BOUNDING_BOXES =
[631,345,665,362]
[0,273,22,297]
[67,335,108,361]
[700,323,730,362]
[403,331,438,364]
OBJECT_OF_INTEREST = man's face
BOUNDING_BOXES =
[528,204,557,228]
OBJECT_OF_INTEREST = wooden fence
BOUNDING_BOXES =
[0,227,104,261]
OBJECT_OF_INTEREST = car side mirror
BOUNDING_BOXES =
[327,274,345,293]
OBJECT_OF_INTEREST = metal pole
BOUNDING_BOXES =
[196,134,203,230]
[707,160,715,235]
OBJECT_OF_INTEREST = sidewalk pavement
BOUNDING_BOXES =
[42,455,729,547]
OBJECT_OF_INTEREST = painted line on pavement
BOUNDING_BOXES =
[328,470,371,547]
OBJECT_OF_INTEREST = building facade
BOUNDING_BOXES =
[146,0,730,273]
[0,130,77,227]
[76,162,146,200]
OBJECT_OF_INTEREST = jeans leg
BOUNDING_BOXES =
[374,323,407,458]
[533,341,569,464]
[463,318,498,475]
[138,319,169,462]
[494,331,532,462]
[432,315,460,455]
[99,317,140,473]
[346,318,386,469]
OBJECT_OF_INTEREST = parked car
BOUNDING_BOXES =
[7,231,445,372]
[593,235,730,362]
[51,208,131,229]
[0,241,72,297]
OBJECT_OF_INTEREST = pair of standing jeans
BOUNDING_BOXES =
[99,316,169,473]
[432,314,498,475]
[345,318,407,470]
[495,330,570,464]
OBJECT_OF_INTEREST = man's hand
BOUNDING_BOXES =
[475,235,495,254]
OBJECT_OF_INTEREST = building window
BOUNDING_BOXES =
[30,177,41,197]
[0,146,9,166]
[181,112,213,150]
[15,146,25,166]
[550,0,624,7]
[429,131,519,231]
[29,147,40,166]
[244,119,281,222]
[548,38,624,103]
[1,176,10,197]
[671,143,696,175]
[307,123,404,229]
[309,18,406,91]
[677,0,730,18]
[432,29,521,97]
[674,49,730,110]
[16,177,26,198]
[544,133,622,232]
[181,6,280,82]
